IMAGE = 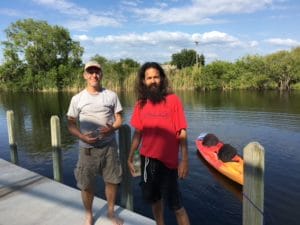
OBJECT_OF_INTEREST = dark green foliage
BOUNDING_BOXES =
[265,48,300,90]
[90,56,140,91]
[170,47,300,91]
[171,49,205,69]
[0,19,83,91]
[171,49,195,69]
[199,54,205,66]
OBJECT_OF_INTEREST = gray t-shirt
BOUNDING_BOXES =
[67,88,123,148]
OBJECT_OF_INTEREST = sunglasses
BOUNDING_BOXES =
[86,68,102,75]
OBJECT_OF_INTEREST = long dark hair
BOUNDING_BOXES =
[135,62,171,107]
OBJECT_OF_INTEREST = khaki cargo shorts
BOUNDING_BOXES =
[74,140,122,191]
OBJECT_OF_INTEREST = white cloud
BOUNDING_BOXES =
[33,0,121,29]
[121,0,142,7]
[73,34,90,41]
[201,31,240,45]
[90,31,191,46]
[0,8,21,17]
[205,52,220,60]
[249,41,259,47]
[131,0,273,24]
[73,30,255,63]
[66,15,121,31]
[33,0,88,15]
[0,0,298,65]
[265,38,300,47]
[77,31,241,47]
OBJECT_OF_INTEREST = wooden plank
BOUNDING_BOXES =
[243,142,265,225]
[0,158,155,225]
[6,110,18,164]
[50,115,63,182]
[118,124,133,210]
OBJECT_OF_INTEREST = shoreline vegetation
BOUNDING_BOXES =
[1,19,300,92]
[1,64,300,92]
[1,60,300,92]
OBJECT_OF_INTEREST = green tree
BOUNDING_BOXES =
[235,55,270,90]
[265,49,300,90]
[91,54,108,66]
[289,47,300,89]
[112,58,140,90]
[90,55,140,91]
[171,49,202,69]
[0,43,25,87]
[1,18,83,90]
[201,61,233,90]
[199,54,205,66]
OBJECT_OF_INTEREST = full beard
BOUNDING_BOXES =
[145,84,165,103]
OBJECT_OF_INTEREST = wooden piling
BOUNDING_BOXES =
[6,110,18,164]
[50,115,63,182]
[243,142,265,225]
[118,124,133,210]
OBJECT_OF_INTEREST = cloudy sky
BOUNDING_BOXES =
[0,0,299,64]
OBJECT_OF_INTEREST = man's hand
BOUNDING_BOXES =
[81,132,98,144]
[178,159,189,179]
[68,117,98,144]
[100,123,116,137]
[127,158,136,176]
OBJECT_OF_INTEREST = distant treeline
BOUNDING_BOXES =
[0,19,300,92]
[169,46,300,91]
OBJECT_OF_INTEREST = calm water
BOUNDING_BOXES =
[0,90,300,225]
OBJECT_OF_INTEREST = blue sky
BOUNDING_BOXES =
[0,0,299,64]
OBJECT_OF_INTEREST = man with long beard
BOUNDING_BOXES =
[128,62,190,225]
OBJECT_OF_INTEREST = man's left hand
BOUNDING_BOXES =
[178,160,189,179]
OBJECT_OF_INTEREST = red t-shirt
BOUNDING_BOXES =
[130,94,187,169]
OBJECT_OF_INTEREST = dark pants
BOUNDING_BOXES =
[140,155,182,211]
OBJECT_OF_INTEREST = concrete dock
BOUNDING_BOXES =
[0,158,155,225]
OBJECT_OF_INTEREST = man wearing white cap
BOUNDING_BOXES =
[67,60,123,225]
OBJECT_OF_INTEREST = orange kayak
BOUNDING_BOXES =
[196,139,244,185]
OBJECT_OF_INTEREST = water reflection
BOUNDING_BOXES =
[1,90,300,225]
[1,90,300,155]
[0,92,75,154]
[176,90,300,114]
